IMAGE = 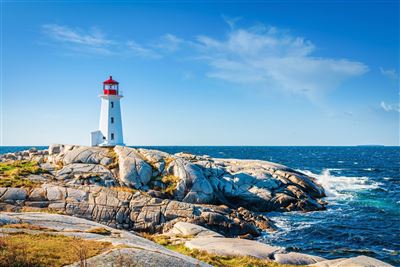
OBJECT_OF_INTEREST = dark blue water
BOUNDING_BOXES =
[1,146,399,265]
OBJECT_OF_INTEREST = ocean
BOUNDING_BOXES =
[1,146,399,265]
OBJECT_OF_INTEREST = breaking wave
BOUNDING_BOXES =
[299,169,381,201]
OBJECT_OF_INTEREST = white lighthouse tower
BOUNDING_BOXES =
[91,76,124,147]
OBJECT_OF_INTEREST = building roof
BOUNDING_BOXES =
[103,76,119,85]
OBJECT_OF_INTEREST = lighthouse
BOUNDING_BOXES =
[91,76,124,147]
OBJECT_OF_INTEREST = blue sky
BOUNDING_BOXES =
[2,1,399,146]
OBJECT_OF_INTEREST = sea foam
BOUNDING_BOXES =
[299,169,381,201]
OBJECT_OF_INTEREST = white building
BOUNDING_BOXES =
[91,76,124,147]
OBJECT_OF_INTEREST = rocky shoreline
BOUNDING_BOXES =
[4,144,327,212]
[0,184,275,237]
[0,145,393,266]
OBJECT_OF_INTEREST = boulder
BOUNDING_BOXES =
[172,159,214,204]
[269,193,298,211]
[61,147,109,165]
[28,187,47,201]
[0,188,28,202]
[114,146,152,189]
[56,163,116,186]
[310,256,394,267]
[40,162,56,173]
[273,252,325,265]
[167,222,223,238]
[67,247,210,267]
[100,157,113,166]
[5,153,16,160]
[0,213,21,225]
[137,148,171,173]
[28,173,53,183]
[167,153,325,212]
[29,147,38,153]
[285,173,326,198]
[44,185,66,201]
[185,237,283,259]
[66,187,88,202]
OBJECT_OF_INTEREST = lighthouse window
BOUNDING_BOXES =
[111,102,114,108]
[111,117,114,124]
[111,133,114,140]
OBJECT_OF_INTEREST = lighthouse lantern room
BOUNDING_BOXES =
[91,76,124,147]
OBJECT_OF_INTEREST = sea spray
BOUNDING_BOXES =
[299,169,381,202]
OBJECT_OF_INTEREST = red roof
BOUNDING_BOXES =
[103,75,119,85]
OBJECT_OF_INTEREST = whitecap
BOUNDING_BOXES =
[298,169,381,201]
[382,248,396,254]
[269,216,293,233]
[326,168,343,171]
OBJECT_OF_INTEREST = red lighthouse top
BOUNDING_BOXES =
[103,75,119,85]
[103,75,119,95]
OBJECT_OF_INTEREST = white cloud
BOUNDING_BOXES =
[42,24,159,58]
[42,24,113,47]
[193,25,368,99]
[221,14,241,30]
[126,40,160,59]
[380,67,398,80]
[41,22,369,100]
[380,101,400,112]
[154,34,184,52]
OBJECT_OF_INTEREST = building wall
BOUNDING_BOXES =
[90,130,103,146]
[99,95,124,146]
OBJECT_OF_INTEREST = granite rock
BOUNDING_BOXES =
[67,247,210,267]
[1,144,326,213]
[56,163,116,186]
[166,222,223,238]
[61,147,109,165]
[273,252,326,265]
[114,146,153,188]
[185,237,283,259]
[0,184,270,237]
[1,212,210,267]
[310,256,393,267]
